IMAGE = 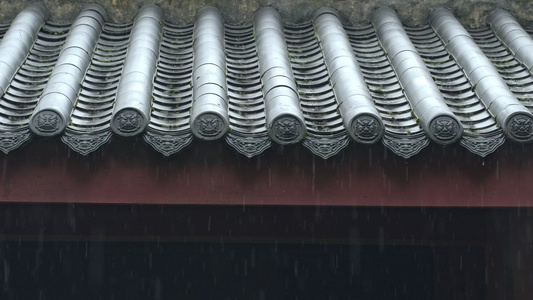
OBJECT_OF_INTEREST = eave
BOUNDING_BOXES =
[1,4,533,159]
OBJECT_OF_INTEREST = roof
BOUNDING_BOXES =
[1,3,533,159]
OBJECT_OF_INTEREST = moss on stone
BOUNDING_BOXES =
[0,0,530,27]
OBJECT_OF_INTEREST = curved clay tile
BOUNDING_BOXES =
[110,4,162,137]
[287,18,349,159]
[488,8,533,71]
[314,7,384,145]
[373,7,463,145]
[30,4,105,137]
[0,3,49,153]
[430,7,533,143]
[254,7,307,145]
[0,3,48,97]
[144,22,194,156]
[190,7,230,140]
[403,24,504,157]
[0,5,532,157]
[224,23,271,157]
[62,22,132,155]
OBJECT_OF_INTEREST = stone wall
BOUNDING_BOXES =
[0,0,531,27]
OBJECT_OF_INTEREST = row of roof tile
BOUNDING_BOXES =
[0,3,532,158]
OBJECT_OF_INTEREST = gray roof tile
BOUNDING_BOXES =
[256,8,307,145]
[431,7,533,144]
[1,4,533,158]
[315,7,384,145]
[374,7,463,146]
[190,7,229,141]
[110,4,161,137]
[30,5,105,137]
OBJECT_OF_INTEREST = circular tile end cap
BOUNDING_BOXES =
[192,112,229,140]
[506,112,533,143]
[29,109,66,137]
[269,115,306,145]
[111,108,148,137]
[429,115,462,145]
[350,114,385,144]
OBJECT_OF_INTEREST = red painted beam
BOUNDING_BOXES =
[1,137,532,206]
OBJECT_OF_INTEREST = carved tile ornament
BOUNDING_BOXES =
[352,115,383,142]
[194,113,224,138]
[460,133,505,157]
[382,134,429,159]
[226,134,271,158]
[144,131,193,156]
[114,109,143,134]
[303,134,349,159]
[62,131,112,155]
[0,130,32,154]
[31,111,62,134]
[272,116,302,143]
[430,116,460,141]
[508,114,533,142]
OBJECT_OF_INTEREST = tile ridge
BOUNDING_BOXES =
[0,3,48,99]
[255,7,306,145]
[110,4,163,137]
[374,6,463,145]
[30,4,106,137]
[431,7,533,143]
[315,8,384,144]
[190,6,230,140]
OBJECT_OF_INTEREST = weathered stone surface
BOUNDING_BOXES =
[0,0,529,27]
